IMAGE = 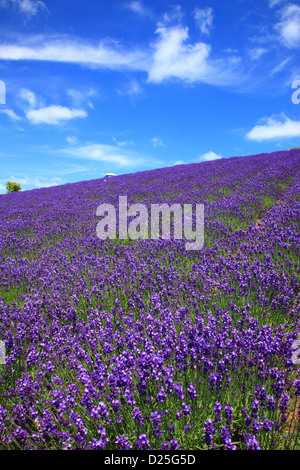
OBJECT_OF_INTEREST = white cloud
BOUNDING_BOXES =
[1,175,29,186]
[126,1,150,16]
[67,88,97,108]
[275,4,300,48]
[199,150,222,161]
[63,143,144,167]
[161,5,183,25]
[270,56,291,75]
[0,26,241,87]
[246,113,300,141]
[127,80,142,95]
[249,47,268,60]
[18,0,47,16]
[26,105,87,125]
[194,7,214,35]
[0,35,149,71]
[151,136,165,147]
[112,136,134,147]
[19,89,88,127]
[174,160,184,165]
[148,25,240,85]
[148,26,211,83]
[269,0,285,8]
[269,0,283,7]
[0,175,66,190]
[0,0,47,17]
[19,88,39,107]
[117,79,143,96]
[65,135,78,145]
[0,108,22,120]
[33,177,66,188]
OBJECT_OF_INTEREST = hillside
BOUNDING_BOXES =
[0,149,299,450]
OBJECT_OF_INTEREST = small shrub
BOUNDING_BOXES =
[6,181,21,193]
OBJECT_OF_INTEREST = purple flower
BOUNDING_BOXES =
[279,394,289,414]
[181,402,191,416]
[220,427,237,450]
[115,434,133,450]
[225,402,234,426]
[174,383,185,400]
[124,388,136,406]
[209,372,218,391]
[184,424,190,434]
[203,419,216,447]
[132,407,144,426]
[111,399,121,413]
[293,380,300,396]
[89,436,108,449]
[252,419,262,434]
[214,401,222,422]
[245,434,262,450]
[161,440,170,450]
[150,411,162,426]
[187,383,197,400]
[251,399,259,417]
[135,433,150,450]
[267,395,276,411]
[156,387,167,403]
[170,439,180,450]
[63,442,73,450]
[11,427,30,444]
[263,418,273,433]
[169,423,175,435]
[90,402,109,420]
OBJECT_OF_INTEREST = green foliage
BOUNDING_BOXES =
[6,181,21,193]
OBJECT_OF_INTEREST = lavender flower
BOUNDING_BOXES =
[132,407,144,426]
[214,401,222,422]
[220,427,237,450]
[135,433,150,450]
[115,434,133,450]
[150,411,162,426]
[245,434,262,450]
[203,419,216,447]
[187,383,197,400]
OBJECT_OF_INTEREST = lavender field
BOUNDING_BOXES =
[0,149,300,450]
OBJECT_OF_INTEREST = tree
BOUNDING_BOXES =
[6,181,21,193]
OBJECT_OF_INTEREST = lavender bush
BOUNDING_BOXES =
[0,149,299,450]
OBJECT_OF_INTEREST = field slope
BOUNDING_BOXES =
[0,149,300,450]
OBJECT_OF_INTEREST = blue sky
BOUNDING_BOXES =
[0,0,300,193]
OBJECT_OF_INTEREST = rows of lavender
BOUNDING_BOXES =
[0,149,300,450]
